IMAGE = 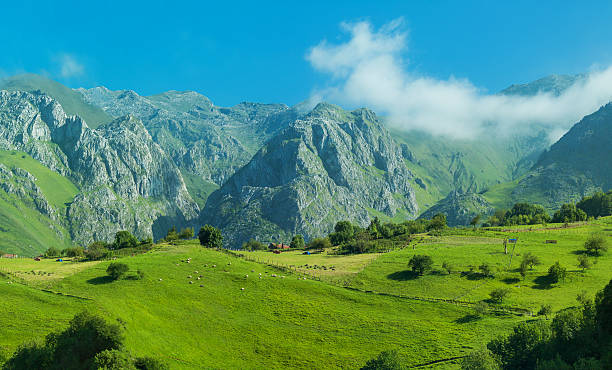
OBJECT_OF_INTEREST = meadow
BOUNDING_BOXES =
[0,218,610,369]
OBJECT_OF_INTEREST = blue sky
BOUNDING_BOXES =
[2,0,612,108]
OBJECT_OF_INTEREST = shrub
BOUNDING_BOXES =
[474,301,489,317]
[290,234,305,249]
[63,247,84,258]
[164,226,179,242]
[479,263,494,277]
[93,349,135,369]
[112,231,138,250]
[442,261,453,274]
[178,227,194,240]
[427,213,447,231]
[242,239,266,251]
[134,356,169,369]
[461,348,500,370]
[44,247,61,258]
[577,254,592,272]
[521,252,541,270]
[306,238,332,251]
[548,262,567,284]
[106,262,129,280]
[408,255,433,276]
[198,225,223,248]
[538,304,553,319]
[85,241,110,261]
[489,288,511,303]
[361,350,402,370]
[584,233,608,256]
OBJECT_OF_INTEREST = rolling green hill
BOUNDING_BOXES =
[0,74,112,128]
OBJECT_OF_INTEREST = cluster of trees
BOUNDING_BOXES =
[198,225,223,249]
[43,247,85,259]
[1,311,167,369]
[83,231,153,261]
[552,203,587,223]
[485,203,551,227]
[576,191,612,218]
[461,278,612,369]
[160,226,194,243]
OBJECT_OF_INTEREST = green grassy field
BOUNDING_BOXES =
[0,150,77,254]
[0,219,610,369]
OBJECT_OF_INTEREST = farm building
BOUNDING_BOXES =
[1,254,18,258]
[268,243,290,250]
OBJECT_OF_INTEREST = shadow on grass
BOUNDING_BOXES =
[461,271,487,281]
[455,314,481,324]
[502,277,521,285]
[87,276,114,285]
[387,270,419,281]
[571,249,588,255]
[532,275,555,290]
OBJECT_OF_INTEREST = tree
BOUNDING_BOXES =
[134,356,169,370]
[427,213,447,231]
[306,238,331,252]
[408,255,433,276]
[367,217,382,239]
[242,239,266,251]
[107,262,129,280]
[93,349,135,370]
[538,304,553,319]
[552,203,587,223]
[595,278,612,335]
[63,247,84,258]
[360,350,402,370]
[474,301,489,317]
[470,215,481,230]
[164,226,179,242]
[178,227,194,240]
[479,263,494,277]
[198,225,223,248]
[44,247,61,258]
[584,233,608,256]
[548,262,567,284]
[461,348,500,370]
[577,254,592,272]
[290,234,305,249]
[442,261,453,275]
[489,288,511,303]
[521,252,541,270]
[113,231,138,250]
[86,241,110,261]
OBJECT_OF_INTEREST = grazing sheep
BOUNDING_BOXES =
[194,270,198,274]
[189,281,193,284]
[200,284,204,287]
[259,276,262,279]
[251,270,255,272]
[197,277,201,280]
[159,278,163,281]
[188,275,192,278]
[212,265,216,268]
[271,274,277,277]
[245,274,248,278]
[258,273,262,276]
[241,287,245,291]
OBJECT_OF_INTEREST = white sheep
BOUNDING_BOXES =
[245,274,249,278]
[241,287,245,291]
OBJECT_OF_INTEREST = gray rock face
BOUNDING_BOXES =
[0,90,198,244]
[77,87,299,187]
[420,191,494,227]
[203,103,418,247]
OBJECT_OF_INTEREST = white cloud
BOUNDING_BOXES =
[307,20,612,140]
[57,54,84,78]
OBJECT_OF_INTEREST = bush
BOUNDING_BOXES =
[93,349,135,369]
[106,262,129,280]
[548,262,567,284]
[306,238,331,251]
[479,263,494,277]
[85,241,110,261]
[408,255,433,276]
[427,213,447,231]
[134,356,169,370]
[242,239,266,251]
[521,252,542,270]
[538,304,553,319]
[290,234,305,249]
[584,233,608,256]
[198,225,223,248]
[474,301,489,317]
[63,247,84,258]
[44,247,61,258]
[178,227,194,240]
[112,231,138,250]
[164,226,179,242]
[361,350,402,370]
[442,261,453,274]
[577,254,592,272]
[461,348,500,370]
[489,288,511,303]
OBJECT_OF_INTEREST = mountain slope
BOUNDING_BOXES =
[509,102,612,210]
[0,90,198,250]
[202,103,418,246]
[0,74,112,128]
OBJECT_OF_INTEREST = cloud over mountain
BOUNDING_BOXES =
[308,19,612,140]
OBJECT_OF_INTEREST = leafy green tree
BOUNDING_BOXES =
[242,239,266,251]
[306,238,331,252]
[62,247,85,258]
[595,278,612,335]
[178,227,194,240]
[86,241,110,261]
[470,215,481,230]
[521,252,542,270]
[551,308,583,342]
[584,233,608,256]
[367,217,382,239]
[538,304,553,319]
[474,301,489,317]
[487,320,551,369]
[489,288,511,303]
[198,225,223,248]
[2,341,51,369]
[577,191,612,218]
[552,203,587,223]
[107,262,129,280]
[427,213,447,231]
[290,234,305,249]
[360,350,402,370]
[461,348,500,370]
[408,255,433,276]
[44,247,61,258]
[548,262,567,284]
[479,263,494,277]
[113,231,138,250]
[134,356,169,370]
[577,254,592,272]
[164,226,179,242]
[442,261,453,274]
[93,349,135,369]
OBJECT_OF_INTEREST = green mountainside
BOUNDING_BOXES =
[0,74,112,128]
[203,103,418,246]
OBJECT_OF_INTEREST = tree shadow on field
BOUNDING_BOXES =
[455,314,481,324]
[502,277,521,285]
[532,275,555,290]
[571,249,588,255]
[387,270,419,281]
[87,276,114,285]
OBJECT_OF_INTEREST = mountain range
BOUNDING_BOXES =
[0,73,610,253]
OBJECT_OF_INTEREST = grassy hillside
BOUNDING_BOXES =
[0,150,77,255]
[0,74,112,128]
